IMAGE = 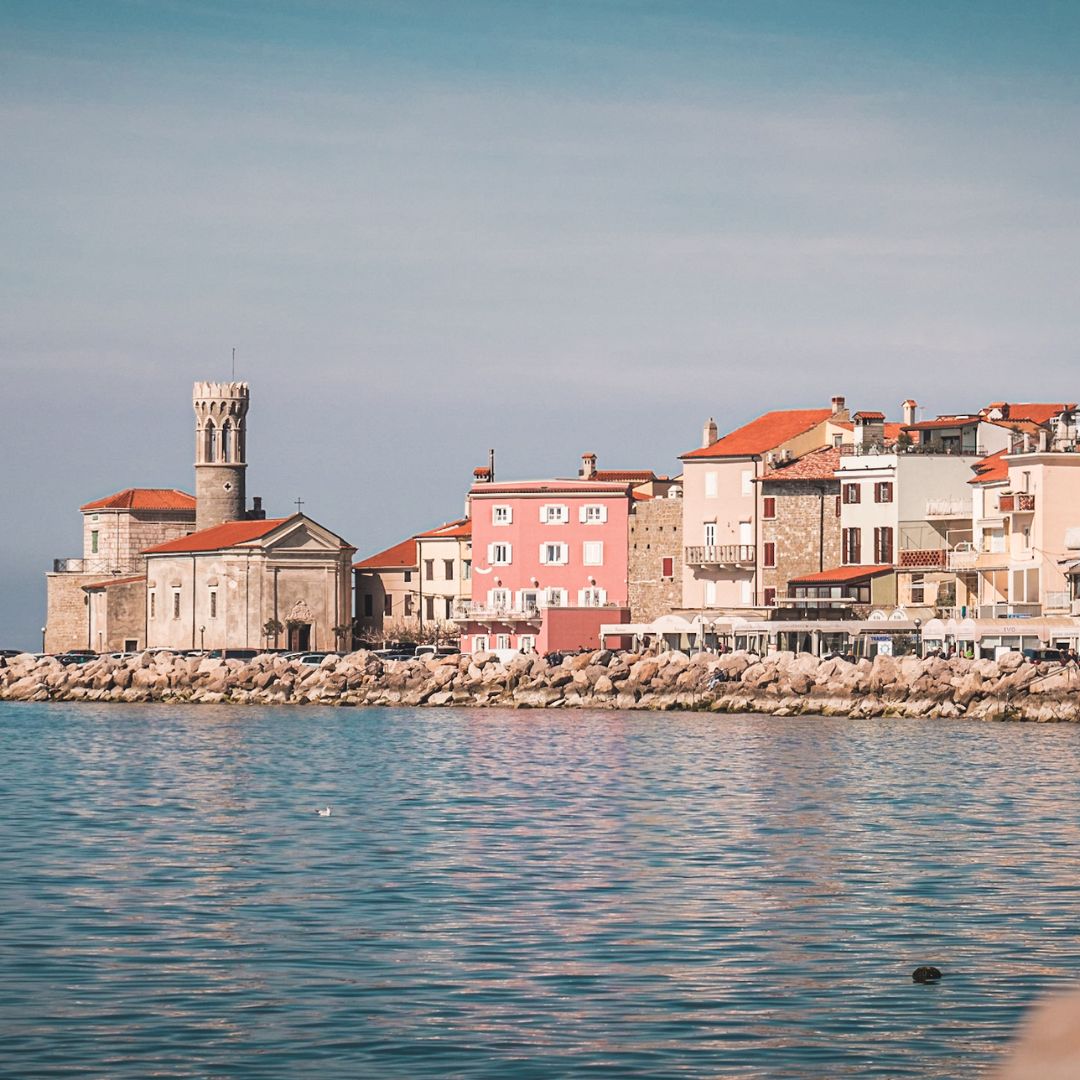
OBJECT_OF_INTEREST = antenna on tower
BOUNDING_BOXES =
[232,347,236,379]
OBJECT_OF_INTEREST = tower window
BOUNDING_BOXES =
[207,422,217,463]
[91,530,99,554]
[221,420,232,463]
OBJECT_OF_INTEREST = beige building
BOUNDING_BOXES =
[144,515,355,652]
[45,488,197,653]
[354,519,472,643]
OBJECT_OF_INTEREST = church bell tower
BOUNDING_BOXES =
[193,381,249,531]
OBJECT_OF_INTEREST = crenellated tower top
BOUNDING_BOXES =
[193,381,249,530]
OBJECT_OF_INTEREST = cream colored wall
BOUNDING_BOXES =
[416,535,472,621]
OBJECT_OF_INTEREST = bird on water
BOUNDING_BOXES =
[317,806,332,817]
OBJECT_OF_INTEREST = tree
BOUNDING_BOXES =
[263,618,284,647]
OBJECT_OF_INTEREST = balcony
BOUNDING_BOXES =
[452,603,543,623]
[977,602,1042,619]
[926,498,972,519]
[52,557,144,575]
[898,549,948,569]
[685,544,756,568]
[947,545,977,571]
[998,493,1036,513]
[1045,591,1071,612]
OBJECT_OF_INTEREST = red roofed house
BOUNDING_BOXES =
[678,397,853,612]
[142,513,355,652]
[45,487,198,653]
[456,471,633,654]
[353,518,473,644]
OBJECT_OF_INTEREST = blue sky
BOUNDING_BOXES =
[3,1,1080,647]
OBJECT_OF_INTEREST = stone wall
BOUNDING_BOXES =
[629,497,683,622]
[45,573,95,653]
[4,647,1078,723]
[761,481,840,602]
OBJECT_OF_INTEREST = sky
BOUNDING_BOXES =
[3,0,1080,648]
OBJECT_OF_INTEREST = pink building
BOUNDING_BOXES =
[457,476,634,654]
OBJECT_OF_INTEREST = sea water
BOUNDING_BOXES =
[2,703,1079,1078]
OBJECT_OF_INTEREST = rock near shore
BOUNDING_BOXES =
[1,649,1077,721]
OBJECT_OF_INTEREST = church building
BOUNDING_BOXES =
[46,381,355,654]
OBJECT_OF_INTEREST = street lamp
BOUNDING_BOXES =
[41,626,47,653]
[914,617,922,659]
[200,625,206,651]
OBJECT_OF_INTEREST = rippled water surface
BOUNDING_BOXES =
[3,704,1080,1077]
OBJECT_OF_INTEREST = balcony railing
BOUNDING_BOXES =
[52,557,144,575]
[452,603,543,622]
[926,498,972,518]
[898,549,948,569]
[999,493,1036,513]
[1045,591,1071,612]
[685,544,756,567]
[977,602,1042,619]
[947,545,978,570]
[839,444,988,457]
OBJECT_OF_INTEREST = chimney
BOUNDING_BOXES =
[1038,428,1050,452]
[248,495,266,520]
[831,395,846,416]
[702,417,718,448]
[902,399,918,426]
[580,452,597,479]
[854,412,886,450]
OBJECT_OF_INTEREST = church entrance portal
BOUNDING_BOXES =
[288,623,311,652]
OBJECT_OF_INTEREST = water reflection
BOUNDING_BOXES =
[1,703,1079,1077]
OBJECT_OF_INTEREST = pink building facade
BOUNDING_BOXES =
[457,478,634,654]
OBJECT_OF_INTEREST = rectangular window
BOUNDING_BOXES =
[384,595,393,616]
[704,522,717,547]
[578,587,606,607]
[581,504,606,523]
[519,635,536,652]
[404,594,414,617]
[764,587,777,606]
[911,573,925,605]
[490,542,512,565]
[540,542,568,565]
[424,559,434,581]
[843,483,861,504]
[661,556,674,579]
[425,596,435,620]
[541,504,568,524]
[149,592,156,619]
[496,634,510,650]
[209,590,218,619]
[842,528,861,565]
[91,530,99,554]
[463,560,471,580]
[489,588,510,610]
[741,470,754,496]
[544,587,566,607]
[835,494,842,517]
[704,580,717,606]
[762,496,776,519]
[874,481,894,503]
[473,635,489,653]
[704,471,718,499]
[763,542,776,568]
[874,527,894,563]
[403,571,412,583]
[443,597,452,619]
[582,541,603,566]
[443,559,454,580]
[492,505,512,525]
[520,589,540,611]
[172,591,181,619]
[363,594,373,617]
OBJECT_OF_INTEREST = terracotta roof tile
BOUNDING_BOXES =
[981,402,1076,425]
[759,446,842,483]
[82,575,145,590]
[353,537,418,570]
[789,564,894,585]
[595,469,656,482]
[854,411,886,421]
[81,488,196,512]
[968,448,1010,486]
[903,415,982,431]
[470,479,632,495]
[415,518,472,539]
[143,518,288,555]
[682,409,832,459]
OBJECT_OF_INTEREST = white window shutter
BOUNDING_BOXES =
[560,543,568,564]
[505,543,512,563]
[599,505,608,523]
[487,543,495,564]
[579,504,588,523]
[539,544,548,565]
[540,504,549,523]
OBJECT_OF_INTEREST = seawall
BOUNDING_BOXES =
[3,649,1079,721]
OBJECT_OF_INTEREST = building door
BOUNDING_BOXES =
[288,623,311,651]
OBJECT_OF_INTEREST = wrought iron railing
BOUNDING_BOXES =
[52,557,144,574]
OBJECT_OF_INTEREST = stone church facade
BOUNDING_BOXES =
[45,381,355,654]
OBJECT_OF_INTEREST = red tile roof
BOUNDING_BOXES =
[789,564,894,585]
[981,402,1075,426]
[143,518,288,555]
[81,488,196,512]
[968,448,1010,486]
[415,518,472,539]
[903,415,981,431]
[759,446,842,483]
[82,575,145,590]
[595,469,656,482]
[353,537,418,571]
[854,411,886,421]
[682,409,832,459]
[470,479,632,495]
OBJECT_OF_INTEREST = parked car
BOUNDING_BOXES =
[371,648,417,661]
[1023,648,1066,664]
[414,644,461,658]
[296,652,341,666]
[56,652,98,665]
[0,649,23,659]
[204,649,268,661]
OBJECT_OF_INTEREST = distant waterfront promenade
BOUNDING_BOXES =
[3,648,1078,721]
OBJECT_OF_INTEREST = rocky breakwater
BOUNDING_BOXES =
[1,649,1078,721]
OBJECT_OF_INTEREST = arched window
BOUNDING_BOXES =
[206,421,217,463]
[221,420,232,462]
